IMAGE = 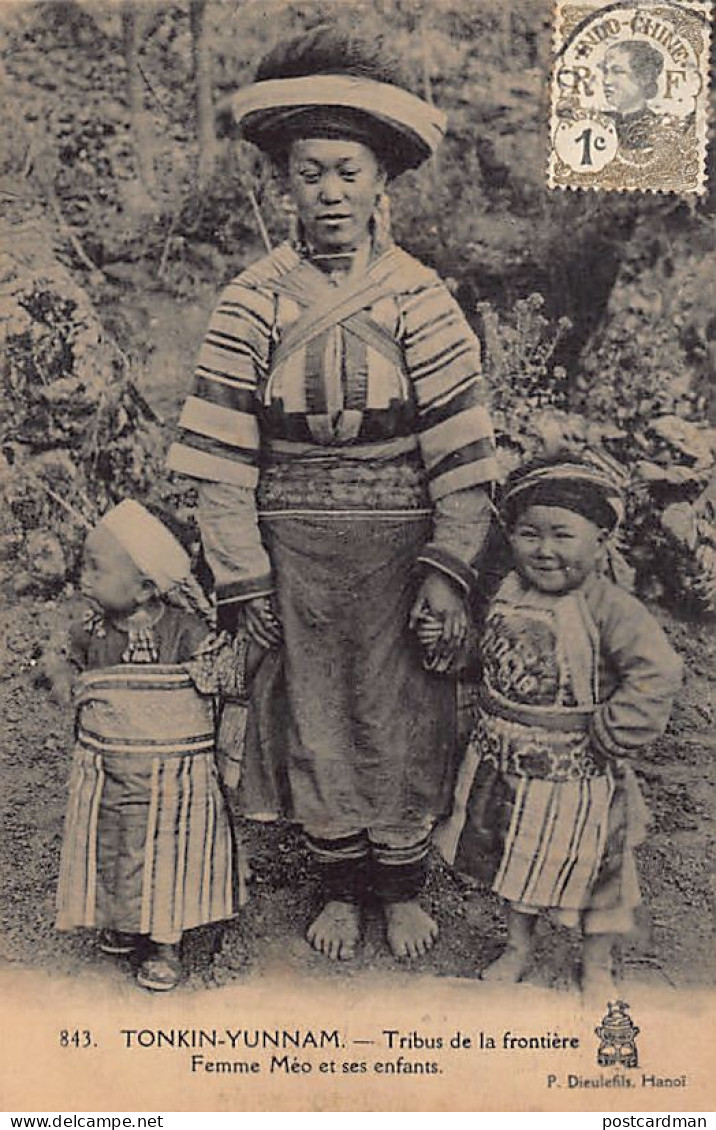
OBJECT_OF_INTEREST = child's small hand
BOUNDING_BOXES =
[411,572,469,674]
[412,608,461,673]
[245,595,282,649]
[413,609,443,648]
[410,573,468,668]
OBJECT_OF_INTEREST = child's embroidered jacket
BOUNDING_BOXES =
[441,571,682,925]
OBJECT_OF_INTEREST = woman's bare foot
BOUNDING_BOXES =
[137,942,182,992]
[306,901,361,961]
[481,945,529,983]
[383,900,438,958]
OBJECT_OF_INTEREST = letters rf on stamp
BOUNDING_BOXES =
[549,0,712,194]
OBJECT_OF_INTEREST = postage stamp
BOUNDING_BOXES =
[548,0,712,194]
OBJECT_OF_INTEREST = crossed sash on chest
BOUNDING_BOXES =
[261,257,410,444]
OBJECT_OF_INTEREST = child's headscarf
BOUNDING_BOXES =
[98,500,214,625]
[98,501,191,592]
[100,499,191,592]
[501,452,626,531]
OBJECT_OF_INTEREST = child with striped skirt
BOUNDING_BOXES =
[434,454,682,996]
[55,501,263,991]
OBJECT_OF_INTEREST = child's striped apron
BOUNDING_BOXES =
[56,664,242,942]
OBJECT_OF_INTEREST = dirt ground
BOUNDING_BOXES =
[0,591,713,997]
[1,290,714,998]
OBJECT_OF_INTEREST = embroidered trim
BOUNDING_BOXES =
[260,509,432,520]
[257,452,431,513]
[417,545,477,593]
[470,709,605,782]
[216,577,274,604]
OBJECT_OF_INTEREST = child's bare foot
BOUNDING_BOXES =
[383,901,438,958]
[482,908,535,982]
[581,934,617,1000]
[481,945,529,983]
[306,901,361,961]
[581,966,616,1001]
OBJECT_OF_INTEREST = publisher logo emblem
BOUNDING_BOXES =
[595,1000,640,1068]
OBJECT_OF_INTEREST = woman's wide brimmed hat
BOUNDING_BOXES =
[228,25,446,178]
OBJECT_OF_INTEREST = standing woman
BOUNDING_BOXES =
[168,26,499,961]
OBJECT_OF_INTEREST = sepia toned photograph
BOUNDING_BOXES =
[1,0,714,1113]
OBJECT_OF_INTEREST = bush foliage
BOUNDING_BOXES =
[1,0,714,612]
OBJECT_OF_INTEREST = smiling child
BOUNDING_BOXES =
[437,454,682,996]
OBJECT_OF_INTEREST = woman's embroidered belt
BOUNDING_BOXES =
[257,437,431,514]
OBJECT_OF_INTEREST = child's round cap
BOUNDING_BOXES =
[99,500,191,593]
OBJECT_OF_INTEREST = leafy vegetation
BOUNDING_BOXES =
[1,0,713,611]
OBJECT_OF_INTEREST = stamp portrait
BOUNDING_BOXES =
[549,0,712,194]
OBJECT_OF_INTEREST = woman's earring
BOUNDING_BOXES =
[372,193,392,250]
[281,195,300,245]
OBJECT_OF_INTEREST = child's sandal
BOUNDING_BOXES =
[137,947,182,992]
[98,930,136,956]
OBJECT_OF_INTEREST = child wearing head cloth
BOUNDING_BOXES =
[54,500,264,991]
[435,454,682,996]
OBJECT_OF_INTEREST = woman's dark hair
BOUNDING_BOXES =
[255,23,411,90]
[608,40,664,101]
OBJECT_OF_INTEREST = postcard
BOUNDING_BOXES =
[1,0,713,1113]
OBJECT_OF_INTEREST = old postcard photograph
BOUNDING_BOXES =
[1,0,714,1113]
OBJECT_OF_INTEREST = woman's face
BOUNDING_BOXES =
[287,138,386,253]
[601,46,648,114]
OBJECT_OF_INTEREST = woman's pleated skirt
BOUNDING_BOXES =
[239,514,456,834]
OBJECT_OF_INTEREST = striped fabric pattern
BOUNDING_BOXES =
[400,280,496,500]
[167,242,498,503]
[56,746,239,940]
[304,830,370,864]
[493,772,614,909]
[444,576,621,909]
[75,665,216,756]
[370,832,432,867]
